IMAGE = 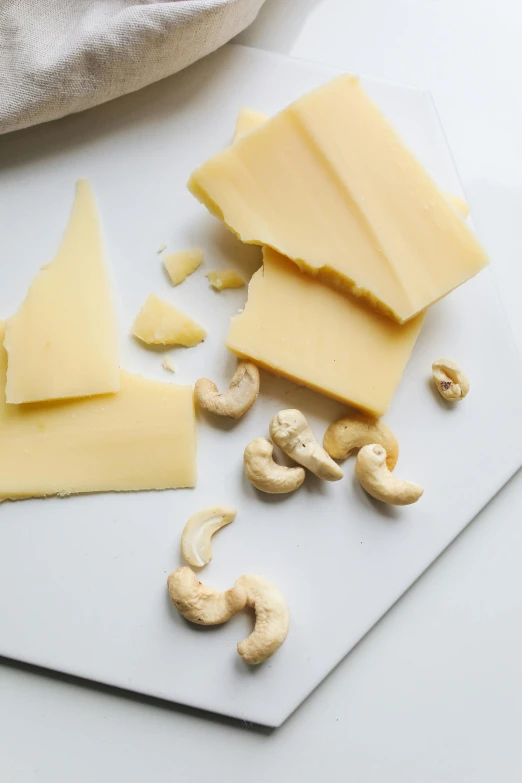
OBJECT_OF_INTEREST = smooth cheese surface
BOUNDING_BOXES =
[0,322,196,500]
[227,248,423,416]
[233,108,269,141]
[190,76,488,323]
[132,294,206,347]
[4,180,120,403]
[235,108,471,220]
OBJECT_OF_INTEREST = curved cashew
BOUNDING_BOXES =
[432,358,470,401]
[167,567,246,625]
[235,575,289,664]
[195,362,260,418]
[323,413,398,471]
[355,444,423,506]
[244,437,305,494]
[269,409,343,481]
[181,506,236,568]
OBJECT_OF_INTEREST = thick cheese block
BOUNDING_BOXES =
[0,322,196,500]
[4,180,120,403]
[190,76,488,323]
[132,294,206,347]
[227,248,423,416]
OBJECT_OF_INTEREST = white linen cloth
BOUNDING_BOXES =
[0,0,265,135]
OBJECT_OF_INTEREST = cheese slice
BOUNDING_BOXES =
[233,108,269,141]
[233,108,471,220]
[132,294,206,346]
[227,248,423,416]
[190,76,488,323]
[0,322,196,500]
[4,180,120,404]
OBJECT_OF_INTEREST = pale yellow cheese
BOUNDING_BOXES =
[227,248,423,416]
[164,249,203,285]
[234,109,471,219]
[4,180,120,404]
[207,269,245,290]
[132,293,206,346]
[0,323,196,500]
[443,191,470,218]
[233,108,269,141]
[190,76,488,323]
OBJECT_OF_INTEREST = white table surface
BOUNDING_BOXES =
[1,1,521,780]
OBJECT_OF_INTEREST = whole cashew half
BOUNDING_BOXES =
[167,567,246,625]
[269,409,343,481]
[355,444,423,506]
[244,437,305,494]
[195,362,260,418]
[323,413,399,471]
[236,575,290,665]
[181,506,237,568]
[432,358,470,402]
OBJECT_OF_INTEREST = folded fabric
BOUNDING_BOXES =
[0,0,265,135]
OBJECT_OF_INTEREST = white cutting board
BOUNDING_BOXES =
[0,45,520,727]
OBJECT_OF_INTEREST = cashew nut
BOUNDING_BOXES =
[355,444,423,506]
[167,567,246,625]
[243,437,305,494]
[323,413,398,471]
[236,575,290,664]
[195,362,260,418]
[432,358,470,401]
[181,506,237,568]
[269,409,343,481]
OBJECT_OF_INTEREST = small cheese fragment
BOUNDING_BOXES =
[164,249,203,285]
[162,357,176,373]
[233,108,268,141]
[189,76,488,323]
[207,269,245,291]
[0,323,196,500]
[235,108,471,220]
[227,248,423,416]
[4,180,120,403]
[133,294,206,347]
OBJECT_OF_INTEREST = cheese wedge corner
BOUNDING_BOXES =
[4,180,120,404]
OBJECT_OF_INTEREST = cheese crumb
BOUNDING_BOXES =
[162,357,176,373]
[207,269,245,291]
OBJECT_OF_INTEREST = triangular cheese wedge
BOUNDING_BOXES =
[4,180,120,403]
